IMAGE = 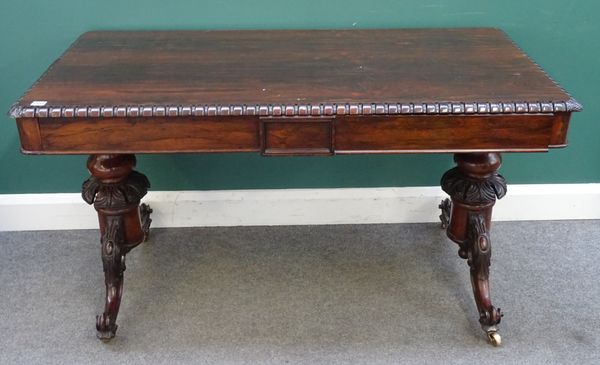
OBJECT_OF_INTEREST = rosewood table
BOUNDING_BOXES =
[8,28,581,346]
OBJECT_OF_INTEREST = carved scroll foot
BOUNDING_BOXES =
[140,203,153,241]
[96,215,126,340]
[441,153,506,345]
[465,212,503,345]
[82,154,150,341]
[439,198,451,229]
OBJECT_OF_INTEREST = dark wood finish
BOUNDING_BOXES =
[16,118,42,152]
[549,113,571,147]
[35,116,260,154]
[81,154,151,340]
[8,29,582,344]
[334,114,564,153]
[441,153,506,345]
[10,28,579,119]
[17,112,570,154]
[261,118,334,156]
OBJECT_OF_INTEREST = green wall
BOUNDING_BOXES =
[1,0,597,193]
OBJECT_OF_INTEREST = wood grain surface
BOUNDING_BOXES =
[22,113,568,154]
[13,29,573,114]
[12,29,578,154]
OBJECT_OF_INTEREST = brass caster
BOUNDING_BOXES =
[487,331,501,346]
[97,332,116,342]
[96,313,118,341]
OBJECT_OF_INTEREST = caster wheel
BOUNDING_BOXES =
[487,331,501,346]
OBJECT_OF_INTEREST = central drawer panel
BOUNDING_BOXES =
[260,117,334,156]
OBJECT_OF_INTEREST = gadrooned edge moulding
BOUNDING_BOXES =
[7,98,584,119]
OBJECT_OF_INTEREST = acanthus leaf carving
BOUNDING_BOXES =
[441,167,507,205]
[81,171,150,211]
[82,177,101,204]
[465,213,503,328]
[96,215,126,340]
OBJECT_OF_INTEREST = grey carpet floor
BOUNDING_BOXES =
[1,221,599,365]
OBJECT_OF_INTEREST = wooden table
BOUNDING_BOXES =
[9,28,581,346]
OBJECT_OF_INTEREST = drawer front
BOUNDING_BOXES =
[334,114,560,153]
[32,116,261,154]
[260,118,334,156]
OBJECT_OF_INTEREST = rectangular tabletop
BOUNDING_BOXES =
[9,28,581,155]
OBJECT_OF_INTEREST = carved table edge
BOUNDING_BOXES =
[8,99,582,119]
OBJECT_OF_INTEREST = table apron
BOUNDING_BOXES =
[17,113,571,155]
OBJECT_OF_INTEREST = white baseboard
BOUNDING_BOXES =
[0,184,599,231]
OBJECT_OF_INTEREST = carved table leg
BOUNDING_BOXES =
[438,198,451,229]
[140,203,153,241]
[440,153,506,346]
[81,154,151,340]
